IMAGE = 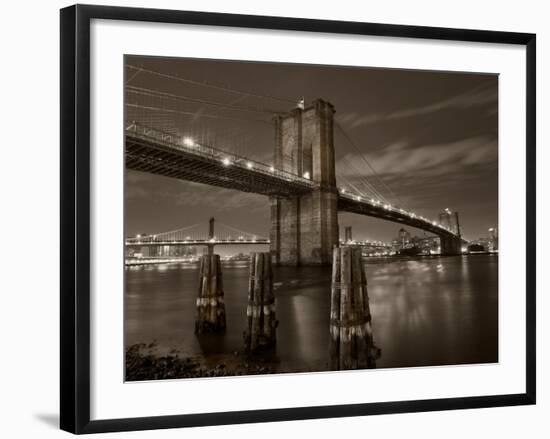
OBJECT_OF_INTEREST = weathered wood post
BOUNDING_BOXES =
[330,246,380,369]
[195,253,226,334]
[244,252,277,352]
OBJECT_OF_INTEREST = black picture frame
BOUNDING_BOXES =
[60,4,536,434]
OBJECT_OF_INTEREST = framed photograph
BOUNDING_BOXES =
[60,4,536,434]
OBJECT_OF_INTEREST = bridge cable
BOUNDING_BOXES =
[126,85,282,115]
[216,221,266,239]
[335,121,404,208]
[126,65,296,105]
[337,155,392,204]
[125,103,272,125]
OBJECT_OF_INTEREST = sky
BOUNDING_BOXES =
[125,56,498,243]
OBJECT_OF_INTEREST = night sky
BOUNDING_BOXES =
[125,56,498,244]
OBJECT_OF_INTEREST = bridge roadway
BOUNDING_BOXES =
[126,125,314,198]
[125,125,459,240]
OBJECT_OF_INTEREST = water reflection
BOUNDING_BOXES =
[125,255,498,371]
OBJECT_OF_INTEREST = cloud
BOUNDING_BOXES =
[337,84,497,129]
[337,136,497,179]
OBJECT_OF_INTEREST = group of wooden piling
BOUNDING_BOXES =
[330,246,380,370]
[193,247,379,368]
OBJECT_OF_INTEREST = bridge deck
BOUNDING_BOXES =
[338,194,457,238]
[126,127,314,198]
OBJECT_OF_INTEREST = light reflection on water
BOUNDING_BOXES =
[125,255,498,371]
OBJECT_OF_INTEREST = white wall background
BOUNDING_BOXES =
[0,0,547,437]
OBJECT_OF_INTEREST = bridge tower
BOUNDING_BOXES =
[270,99,339,265]
[438,210,462,255]
[344,226,352,243]
[439,235,462,255]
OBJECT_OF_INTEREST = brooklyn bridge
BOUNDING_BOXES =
[125,72,464,264]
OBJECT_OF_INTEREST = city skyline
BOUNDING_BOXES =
[125,56,498,242]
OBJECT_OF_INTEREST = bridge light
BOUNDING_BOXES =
[303,171,310,179]
[182,137,195,147]
[371,198,375,203]
[246,161,253,169]
[340,188,346,194]
[222,158,231,166]
[269,166,275,172]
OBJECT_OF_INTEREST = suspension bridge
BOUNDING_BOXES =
[125,63,464,265]
[125,218,392,250]
[125,218,269,247]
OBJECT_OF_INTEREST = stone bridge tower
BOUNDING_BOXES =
[270,99,339,265]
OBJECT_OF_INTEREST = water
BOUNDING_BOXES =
[125,255,498,371]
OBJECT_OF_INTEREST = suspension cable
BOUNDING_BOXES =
[126,65,295,105]
[126,85,282,115]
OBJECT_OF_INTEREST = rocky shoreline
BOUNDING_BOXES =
[125,343,285,381]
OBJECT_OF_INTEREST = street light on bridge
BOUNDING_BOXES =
[182,137,195,147]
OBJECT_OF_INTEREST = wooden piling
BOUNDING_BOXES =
[195,253,226,334]
[329,247,341,369]
[244,252,277,352]
[330,246,380,370]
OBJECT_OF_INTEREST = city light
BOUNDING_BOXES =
[303,171,311,179]
[356,196,361,201]
[222,158,231,166]
[269,166,275,172]
[182,137,195,147]
[246,161,253,169]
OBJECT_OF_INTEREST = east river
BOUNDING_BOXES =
[125,254,498,373]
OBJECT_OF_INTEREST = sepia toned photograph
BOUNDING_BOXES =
[124,55,498,382]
